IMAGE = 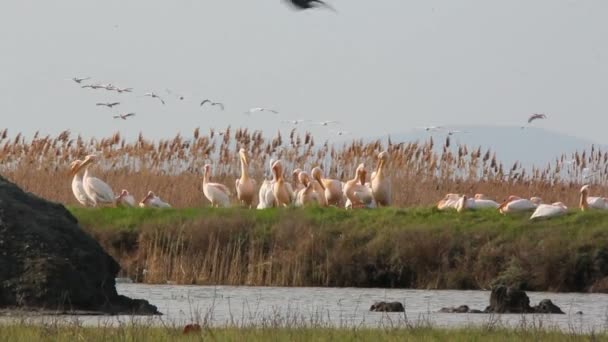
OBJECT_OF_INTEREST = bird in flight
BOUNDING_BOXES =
[81,84,106,90]
[114,86,133,93]
[144,92,166,105]
[527,113,547,123]
[314,120,340,126]
[245,107,278,115]
[96,102,120,108]
[419,126,445,132]
[286,0,335,11]
[113,113,136,120]
[200,100,225,111]
[70,77,91,84]
[282,119,310,125]
[447,130,469,136]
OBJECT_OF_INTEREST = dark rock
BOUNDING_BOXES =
[486,285,534,313]
[533,299,565,314]
[439,305,470,313]
[0,175,159,315]
[370,301,404,312]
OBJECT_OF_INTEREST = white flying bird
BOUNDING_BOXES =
[245,107,278,115]
[281,119,310,125]
[70,76,91,84]
[315,120,340,126]
[144,92,166,105]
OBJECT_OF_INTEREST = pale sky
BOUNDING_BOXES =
[2,0,607,144]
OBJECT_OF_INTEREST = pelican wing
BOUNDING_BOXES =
[209,183,231,196]
[86,177,115,204]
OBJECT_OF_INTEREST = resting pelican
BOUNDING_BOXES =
[257,159,276,209]
[437,193,461,211]
[272,160,294,207]
[292,168,304,193]
[115,189,136,207]
[69,159,94,207]
[70,154,115,206]
[344,164,375,209]
[456,195,499,212]
[139,191,171,208]
[498,196,542,214]
[530,202,568,220]
[235,148,256,207]
[580,185,608,211]
[295,172,324,206]
[311,167,343,206]
[371,151,391,207]
[203,164,231,208]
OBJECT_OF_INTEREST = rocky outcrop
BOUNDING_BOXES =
[369,301,405,312]
[440,285,564,314]
[0,175,159,315]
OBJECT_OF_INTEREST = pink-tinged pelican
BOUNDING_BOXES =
[235,148,256,207]
[115,189,136,207]
[530,202,568,220]
[203,164,231,208]
[456,195,499,212]
[257,159,276,209]
[272,160,295,207]
[343,164,375,209]
[292,168,304,194]
[70,154,115,206]
[371,151,391,206]
[311,167,342,206]
[295,171,325,206]
[580,185,608,211]
[498,196,542,214]
[69,159,94,207]
[139,191,171,208]
[437,193,461,210]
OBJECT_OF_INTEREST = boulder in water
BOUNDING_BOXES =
[369,301,405,312]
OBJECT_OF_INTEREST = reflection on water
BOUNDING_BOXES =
[18,285,608,331]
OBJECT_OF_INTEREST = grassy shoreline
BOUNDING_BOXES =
[72,207,608,292]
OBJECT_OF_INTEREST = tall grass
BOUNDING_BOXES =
[1,128,605,208]
[76,207,608,292]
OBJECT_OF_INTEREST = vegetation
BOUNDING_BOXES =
[73,207,608,292]
[0,128,604,208]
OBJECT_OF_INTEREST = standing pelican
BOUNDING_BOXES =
[115,189,136,207]
[311,167,342,206]
[371,151,391,207]
[580,185,608,211]
[139,191,171,208]
[530,202,568,220]
[272,160,294,207]
[235,148,256,207]
[70,154,115,206]
[69,159,94,207]
[295,171,325,206]
[343,164,374,209]
[203,164,231,207]
[257,159,276,209]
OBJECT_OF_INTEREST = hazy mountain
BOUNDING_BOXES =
[371,126,604,169]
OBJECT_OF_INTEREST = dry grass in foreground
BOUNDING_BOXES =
[1,128,607,208]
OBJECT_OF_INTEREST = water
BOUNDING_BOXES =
[12,284,608,332]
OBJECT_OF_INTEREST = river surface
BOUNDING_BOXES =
[17,284,608,332]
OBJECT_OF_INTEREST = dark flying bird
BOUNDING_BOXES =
[200,100,225,111]
[144,92,166,105]
[70,77,91,84]
[527,113,547,123]
[287,0,335,11]
[113,113,136,120]
[96,102,120,108]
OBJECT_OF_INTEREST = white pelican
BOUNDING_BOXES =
[257,159,276,209]
[139,191,171,208]
[115,189,136,207]
[203,164,231,208]
[235,148,256,208]
[530,202,568,220]
[70,76,90,84]
[281,119,310,125]
[70,154,115,207]
[292,168,304,193]
[113,113,136,120]
[295,172,324,206]
[498,196,542,214]
[96,102,120,108]
[272,160,295,207]
[371,151,391,207]
[311,167,343,206]
[69,159,94,207]
[314,120,340,126]
[245,107,278,115]
[437,193,461,211]
[579,185,608,211]
[343,164,375,209]
[456,195,499,212]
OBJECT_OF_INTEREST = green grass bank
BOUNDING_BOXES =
[72,207,608,292]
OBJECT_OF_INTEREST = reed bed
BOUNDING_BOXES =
[1,128,606,208]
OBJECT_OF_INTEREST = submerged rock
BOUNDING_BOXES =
[0,175,159,315]
[439,285,564,315]
[369,301,405,312]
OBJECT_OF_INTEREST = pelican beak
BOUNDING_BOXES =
[70,157,92,177]
[140,192,153,205]
[313,172,326,191]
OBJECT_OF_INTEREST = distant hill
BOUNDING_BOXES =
[367,126,604,169]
